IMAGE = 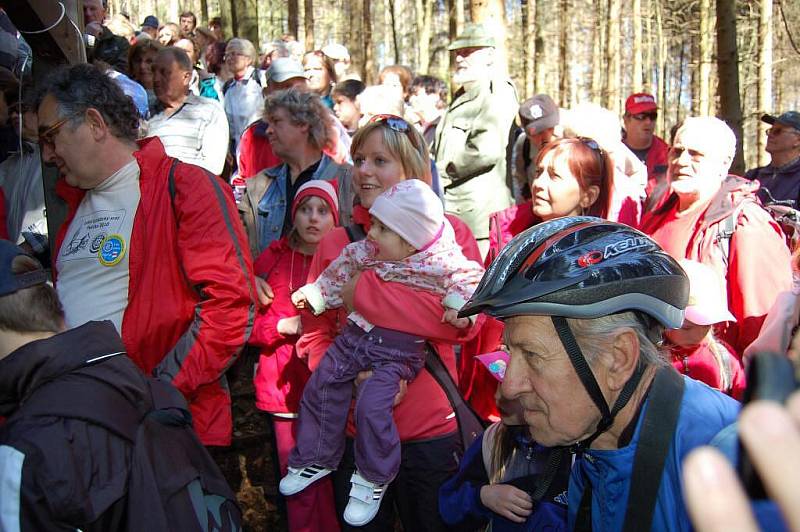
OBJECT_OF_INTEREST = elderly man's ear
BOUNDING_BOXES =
[602,328,641,392]
[86,108,109,141]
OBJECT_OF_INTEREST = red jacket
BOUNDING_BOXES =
[670,337,745,400]
[250,238,313,413]
[641,176,793,355]
[54,138,256,446]
[295,205,483,441]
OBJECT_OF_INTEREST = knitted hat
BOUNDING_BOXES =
[369,180,444,250]
[292,180,339,226]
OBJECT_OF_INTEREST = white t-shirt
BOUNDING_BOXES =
[56,159,141,333]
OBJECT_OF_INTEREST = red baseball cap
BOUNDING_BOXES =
[625,93,658,115]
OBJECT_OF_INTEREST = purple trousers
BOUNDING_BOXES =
[289,322,426,484]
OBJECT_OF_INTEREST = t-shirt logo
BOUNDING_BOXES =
[98,234,126,266]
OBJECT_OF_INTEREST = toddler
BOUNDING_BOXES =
[279,179,484,526]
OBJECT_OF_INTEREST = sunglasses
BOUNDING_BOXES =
[630,112,657,121]
[38,112,82,149]
[577,137,608,182]
[368,114,420,149]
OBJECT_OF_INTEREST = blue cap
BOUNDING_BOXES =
[141,15,159,29]
[0,240,47,297]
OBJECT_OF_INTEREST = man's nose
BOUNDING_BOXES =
[500,354,530,400]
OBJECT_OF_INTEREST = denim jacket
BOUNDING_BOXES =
[240,154,353,258]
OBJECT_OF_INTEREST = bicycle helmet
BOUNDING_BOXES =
[459,216,690,449]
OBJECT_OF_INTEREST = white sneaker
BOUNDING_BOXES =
[343,471,388,526]
[279,465,333,496]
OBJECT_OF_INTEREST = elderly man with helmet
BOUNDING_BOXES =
[458,217,750,531]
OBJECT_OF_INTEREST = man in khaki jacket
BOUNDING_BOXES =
[433,23,518,257]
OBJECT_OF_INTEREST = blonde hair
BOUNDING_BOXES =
[350,119,432,186]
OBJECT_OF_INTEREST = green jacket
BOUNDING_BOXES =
[433,78,518,240]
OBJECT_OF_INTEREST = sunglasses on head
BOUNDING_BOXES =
[368,114,419,148]
[577,137,608,183]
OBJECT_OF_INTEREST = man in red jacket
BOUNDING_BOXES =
[36,63,255,446]
[623,93,670,210]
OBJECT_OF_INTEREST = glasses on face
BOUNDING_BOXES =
[224,51,246,60]
[767,126,800,136]
[38,112,82,149]
[630,112,657,122]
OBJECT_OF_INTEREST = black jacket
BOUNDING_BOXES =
[0,321,148,531]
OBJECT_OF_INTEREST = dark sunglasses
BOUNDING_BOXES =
[577,137,608,182]
[368,114,420,149]
[630,112,657,121]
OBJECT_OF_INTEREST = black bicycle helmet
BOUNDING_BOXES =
[460,216,690,449]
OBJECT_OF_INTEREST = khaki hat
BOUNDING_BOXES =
[447,23,495,51]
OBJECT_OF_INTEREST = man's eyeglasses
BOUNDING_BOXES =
[38,112,82,148]
[767,126,800,137]
[630,112,657,122]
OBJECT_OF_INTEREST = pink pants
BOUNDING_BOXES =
[272,416,340,532]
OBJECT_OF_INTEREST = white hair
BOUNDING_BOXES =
[567,311,668,368]
[678,116,737,168]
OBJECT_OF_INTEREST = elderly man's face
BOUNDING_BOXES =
[37,95,95,189]
[153,55,190,106]
[501,315,604,447]
[83,0,105,25]
[453,46,493,85]
[765,123,800,157]
[667,125,730,207]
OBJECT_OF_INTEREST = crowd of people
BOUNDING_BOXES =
[1,2,800,531]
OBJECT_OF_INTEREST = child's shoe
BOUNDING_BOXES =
[279,464,333,496]
[343,471,388,526]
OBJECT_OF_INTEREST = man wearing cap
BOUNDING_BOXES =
[140,15,159,40]
[322,43,356,81]
[512,94,560,202]
[433,23,518,257]
[745,111,800,205]
[641,116,792,355]
[622,93,670,209]
[35,63,255,447]
[147,47,228,175]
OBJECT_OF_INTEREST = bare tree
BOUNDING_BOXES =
[288,0,299,39]
[605,0,621,113]
[416,0,434,73]
[362,0,374,84]
[304,0,314,50]
[522,0,536,97]
[470,0,509,75]
[716,0,745,174]
[698,0,713,116]
[558,0,569,106]
[757,0,773,166]
[632,0,643,91]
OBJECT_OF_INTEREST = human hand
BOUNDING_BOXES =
[479,484,533,523]
[291,290,307,309]
[354,370,408,406]
[255,277,274,307]
[341,272,361,312]
[683,391,800,532]
[442,308,470,329]
[277,315,302,336]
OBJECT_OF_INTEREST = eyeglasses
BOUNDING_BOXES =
[38,112,82,149]
[767,126,800,136]
[224,51,247,59]
[368,114,420,149]
[630,112,657,122]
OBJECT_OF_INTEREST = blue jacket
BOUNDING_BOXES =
[568,376,739,532]
[439,424,569,532]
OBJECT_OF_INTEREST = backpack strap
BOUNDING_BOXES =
[714,198,754,268]
[574,366,685,532]
[481,422,501,478]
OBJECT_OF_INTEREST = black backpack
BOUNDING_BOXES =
[21,370,243,532]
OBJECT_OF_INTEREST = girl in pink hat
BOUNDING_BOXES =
[279,179,485,526]
[248,180,340,532]
[665,259,745,399]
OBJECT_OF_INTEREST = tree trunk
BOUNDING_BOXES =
[389,0,400,64]
[231,0,258,45]
[605,0,621,113]
[522,0,536,97]
[415,0,434,73]
[362,0,374,84]
[558,0,569,106]
[676,39,686,126]
[591,0,605,103]
[534,0,546,93]
[699,0,712,116]
[304,0,314,51]
[655,0,667,138]
[632,0,643,92]
[288,0,299,39]
[716,0,745,174]
[644,0,653,90]
[757,0,773,166]
[199,0,208,25]
[449,0,465,40]
[469,0,509,76]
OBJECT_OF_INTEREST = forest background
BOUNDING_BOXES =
[106,0,800,174]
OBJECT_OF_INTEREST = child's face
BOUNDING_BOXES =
[353,129,408,209]
[333,93,360,131]
[367,216,415,261]
[664,319,712,347]
[294,196,335,246]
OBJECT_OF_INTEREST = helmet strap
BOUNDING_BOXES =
[551,316,646,451]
